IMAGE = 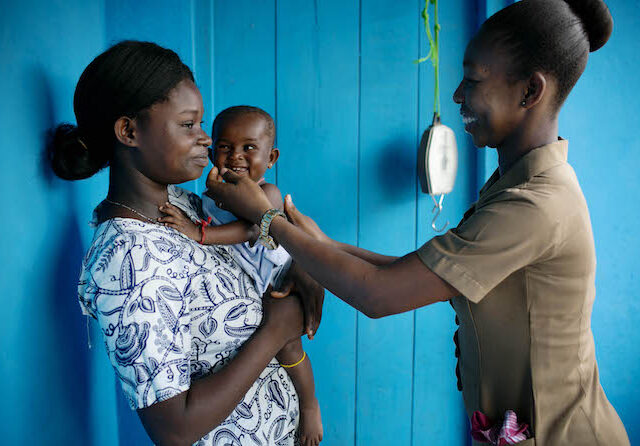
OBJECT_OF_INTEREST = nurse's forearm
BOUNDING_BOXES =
[329,240,398,266]
[270,217,452,317]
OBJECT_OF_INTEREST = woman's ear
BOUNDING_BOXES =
[521,72,547,109]
[268,147,280,168]
[114,116,138,147]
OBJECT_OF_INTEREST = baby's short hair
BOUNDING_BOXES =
[212,105,276,147]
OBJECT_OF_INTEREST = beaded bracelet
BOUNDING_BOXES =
[257,208,286,250]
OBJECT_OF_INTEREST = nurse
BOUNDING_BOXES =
[207,0,630,444]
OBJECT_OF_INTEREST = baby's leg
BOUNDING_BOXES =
[276,338,323,446]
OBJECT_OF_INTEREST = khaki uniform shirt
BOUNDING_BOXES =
[417,140,629,445]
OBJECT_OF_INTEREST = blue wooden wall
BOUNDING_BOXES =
[1,1,638,445]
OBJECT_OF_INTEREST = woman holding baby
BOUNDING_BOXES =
[50,41,323,446]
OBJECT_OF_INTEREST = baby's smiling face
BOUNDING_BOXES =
[211,113,278,183]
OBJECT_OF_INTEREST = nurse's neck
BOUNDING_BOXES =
[497,118,559,176]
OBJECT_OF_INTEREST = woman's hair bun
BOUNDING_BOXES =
[563,0,613,52]
[49,123,107,180]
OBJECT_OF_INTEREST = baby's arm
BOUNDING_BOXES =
[200,183,282,244]
[159,183,282,245]
[260,182,284,210]
[158,203,258,245]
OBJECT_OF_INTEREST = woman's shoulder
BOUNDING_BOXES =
[78,217,195,317]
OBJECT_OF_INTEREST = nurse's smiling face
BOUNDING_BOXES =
[453,38,527,149]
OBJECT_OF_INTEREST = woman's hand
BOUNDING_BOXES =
[261,291,305,345]
[271,262,325,340]
[205,167,273,223]
[283,195,331,244]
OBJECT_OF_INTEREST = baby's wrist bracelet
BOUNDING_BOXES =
[280,351,306,368]
[197,217,212,244]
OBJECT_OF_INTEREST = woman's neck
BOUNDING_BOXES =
[106,162,169,221]
[497,116,558,176]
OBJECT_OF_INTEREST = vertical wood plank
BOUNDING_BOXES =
[192,0,214,194]
[413,0,476,443]
[1,3,116,444]
[357,0,418,443]
[213,0,276,184]
[276,1,359,444]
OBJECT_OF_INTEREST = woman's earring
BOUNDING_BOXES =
[521,100,526,107]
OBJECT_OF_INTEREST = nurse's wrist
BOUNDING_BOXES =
[251,204,273,225]
[256,209,287,249]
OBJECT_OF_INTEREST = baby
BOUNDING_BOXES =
[159,105,323,446]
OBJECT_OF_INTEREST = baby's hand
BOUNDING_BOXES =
[158,203,200,241]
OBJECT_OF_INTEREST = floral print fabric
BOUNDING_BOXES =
[78,186,299,445]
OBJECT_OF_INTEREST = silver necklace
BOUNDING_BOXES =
[105,198,157,224]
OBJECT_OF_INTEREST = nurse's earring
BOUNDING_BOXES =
[520,72,546,109]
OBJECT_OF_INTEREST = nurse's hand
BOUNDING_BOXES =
[205,167,272,223]
[283,194,331,244]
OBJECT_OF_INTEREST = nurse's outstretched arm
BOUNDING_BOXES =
[282,194,399,267]
[207,168,459,318]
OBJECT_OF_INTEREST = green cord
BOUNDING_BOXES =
[415,0,440,117]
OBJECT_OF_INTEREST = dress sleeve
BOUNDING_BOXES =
[81,226,192,409]
[417,188,558,303]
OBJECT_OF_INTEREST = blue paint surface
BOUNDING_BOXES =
[214,0,277,185]
[356,1,417,444]
[0,1,117,445]
[275,1,360,444]
[1,0,637,444]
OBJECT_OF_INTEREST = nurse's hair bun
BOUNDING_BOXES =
[563,0,613,52]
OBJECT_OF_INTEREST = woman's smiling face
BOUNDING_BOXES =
[453,38,526,149]
[132,79,212,185]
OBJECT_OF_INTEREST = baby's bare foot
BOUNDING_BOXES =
[299,397,323,446]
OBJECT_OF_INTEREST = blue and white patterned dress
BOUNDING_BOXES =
[78,186,299,445]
